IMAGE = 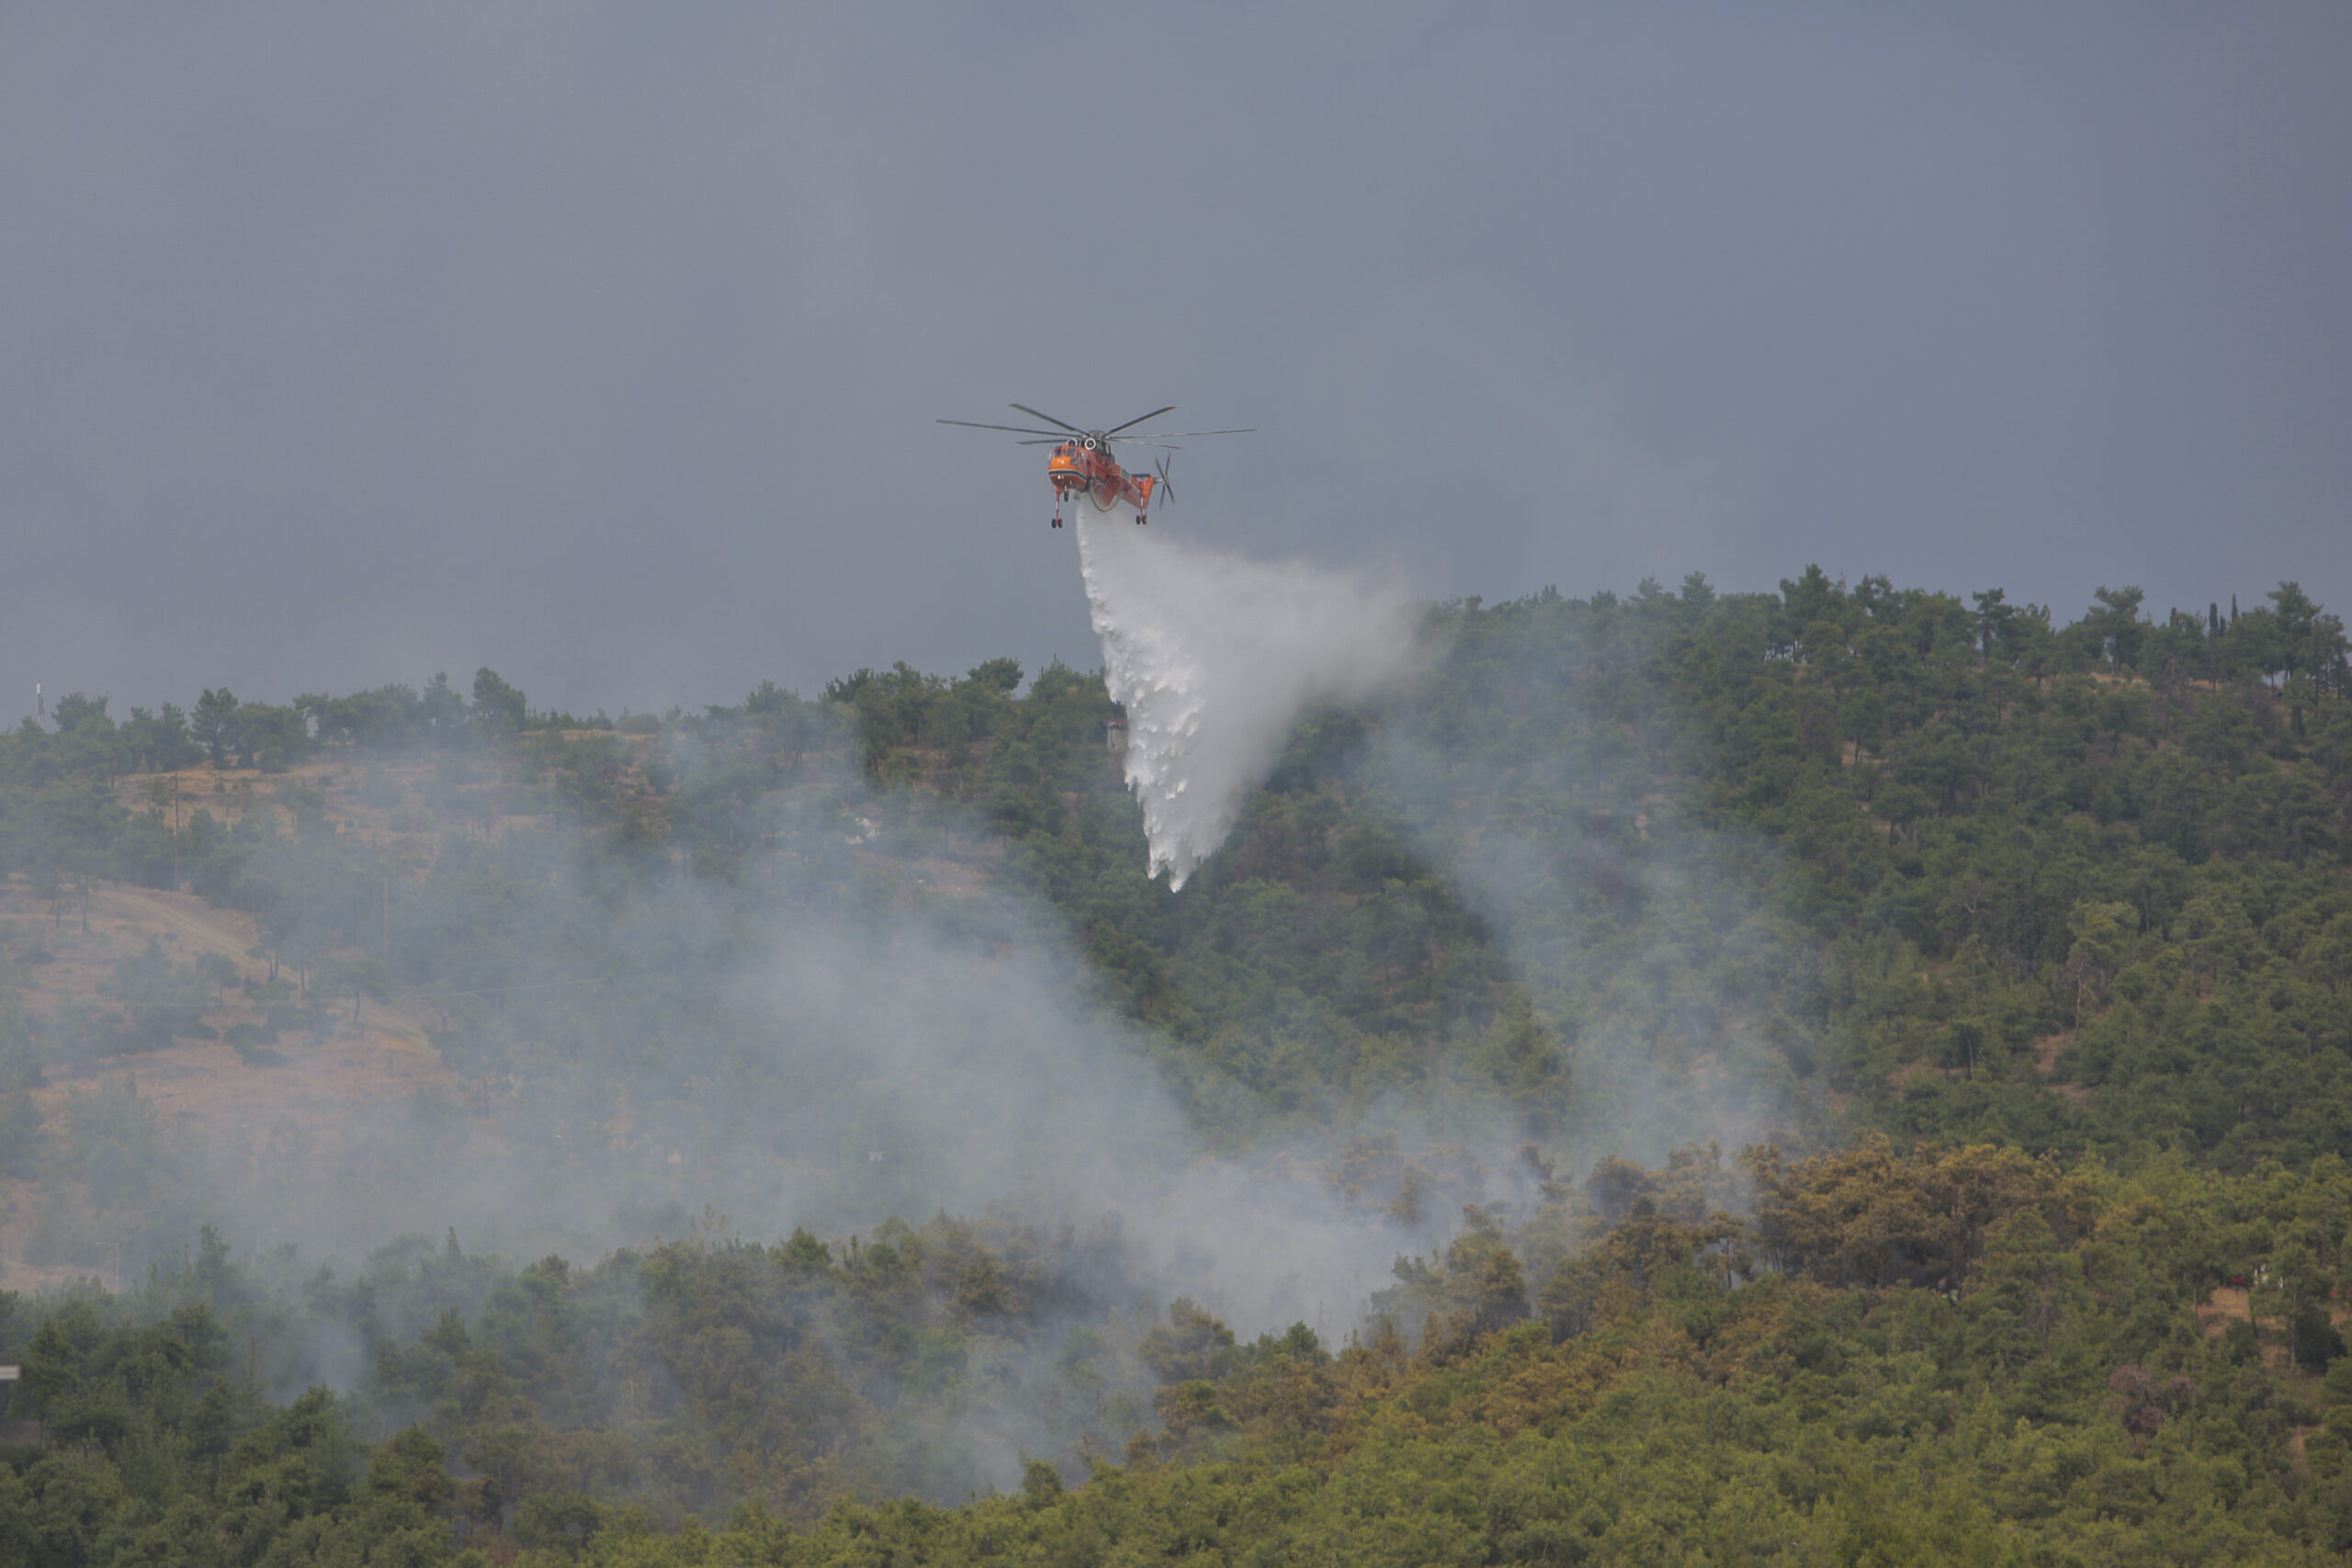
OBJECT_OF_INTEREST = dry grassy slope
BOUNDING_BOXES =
[6,743,743,1288]
[112,752,549,869]
[4,746,1008,1290]
[1,878,456,1292]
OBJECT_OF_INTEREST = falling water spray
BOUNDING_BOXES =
[1075,515,1422,888]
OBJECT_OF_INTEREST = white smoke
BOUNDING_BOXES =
[1076,515,1421,888]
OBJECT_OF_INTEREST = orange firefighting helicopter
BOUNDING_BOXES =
[938,404,1252,527]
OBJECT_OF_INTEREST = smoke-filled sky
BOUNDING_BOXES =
[5,3,2346,716]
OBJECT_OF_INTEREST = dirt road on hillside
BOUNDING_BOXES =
[86,884,262,962]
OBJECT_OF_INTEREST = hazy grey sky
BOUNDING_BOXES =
[5,3,2346,716]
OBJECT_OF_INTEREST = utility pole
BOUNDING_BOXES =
[171,773,181,888]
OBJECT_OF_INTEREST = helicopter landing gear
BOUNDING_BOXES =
[1134,513,1148,525]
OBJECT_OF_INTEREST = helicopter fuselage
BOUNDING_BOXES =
[1046,434,1159,522]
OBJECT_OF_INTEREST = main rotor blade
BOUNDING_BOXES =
[1017,437,1178,448]
[938,419,1073,437]
[1106,428,1253,440]
[1009,403,1086,434]
[1102,404,1179,436]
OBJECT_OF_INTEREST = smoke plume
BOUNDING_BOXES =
[1076,516,1421,887]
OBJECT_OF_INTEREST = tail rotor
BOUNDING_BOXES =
[1154,453,1174,507]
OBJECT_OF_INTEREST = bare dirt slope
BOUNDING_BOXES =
[1,875,457,1292]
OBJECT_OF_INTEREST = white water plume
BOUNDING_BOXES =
[1076,515,1421,888]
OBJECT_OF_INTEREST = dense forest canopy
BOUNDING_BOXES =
[3,570,2351,1563]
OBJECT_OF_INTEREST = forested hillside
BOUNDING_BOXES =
[3,570,2350,1563]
